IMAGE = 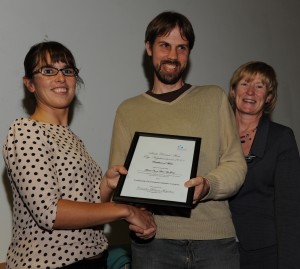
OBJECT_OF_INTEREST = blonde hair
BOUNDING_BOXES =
[228,61,278,114]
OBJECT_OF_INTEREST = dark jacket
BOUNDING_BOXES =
[229,115,300,268]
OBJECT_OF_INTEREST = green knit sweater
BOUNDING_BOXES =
[109,85,246,240]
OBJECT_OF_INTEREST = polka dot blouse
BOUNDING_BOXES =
[3,118,108,269]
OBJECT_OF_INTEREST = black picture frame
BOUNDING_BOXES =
[112,132,201,209]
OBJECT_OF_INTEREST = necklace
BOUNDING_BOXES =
[240,127,257,144]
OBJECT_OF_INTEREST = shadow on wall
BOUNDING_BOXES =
[142,50,154,90]
[2,168,13,212]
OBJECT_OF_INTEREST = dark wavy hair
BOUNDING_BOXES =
[24,41,83,86]
[145,11,195,51]
[22,41,83,118]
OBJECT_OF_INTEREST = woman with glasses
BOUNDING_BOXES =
[228,61,300,268]
[3,41,156,269]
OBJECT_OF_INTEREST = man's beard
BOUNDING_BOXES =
[153,60,186,85]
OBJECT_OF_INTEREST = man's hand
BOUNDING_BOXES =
[184,176,210,204]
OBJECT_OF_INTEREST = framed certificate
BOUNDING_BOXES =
[113,132,201,208]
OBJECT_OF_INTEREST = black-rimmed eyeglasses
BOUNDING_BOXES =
[31,66,79,77]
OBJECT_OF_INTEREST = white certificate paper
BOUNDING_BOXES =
[113,132,201,208]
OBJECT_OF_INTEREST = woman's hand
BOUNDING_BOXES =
[184,176,210,204]
[101,166,156,239]
[125,206,156,240]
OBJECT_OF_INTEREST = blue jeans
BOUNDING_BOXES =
[131,238,239,269]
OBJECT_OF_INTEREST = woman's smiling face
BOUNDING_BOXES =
[23,54,77,112]
[234,73,272,117]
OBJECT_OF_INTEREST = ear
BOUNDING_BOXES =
[145,41,153,57]
[266,93,273,103]
[23,77,36,93]
[231,88,236,98]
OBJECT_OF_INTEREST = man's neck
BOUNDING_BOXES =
[151,79,184,94]
[147,83,191,102]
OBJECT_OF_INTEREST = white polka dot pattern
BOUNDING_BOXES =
[3,118,108,269]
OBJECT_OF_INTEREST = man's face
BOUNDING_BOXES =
[146,26,190,85]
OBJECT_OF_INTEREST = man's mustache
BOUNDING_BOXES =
[159,60,180,67]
